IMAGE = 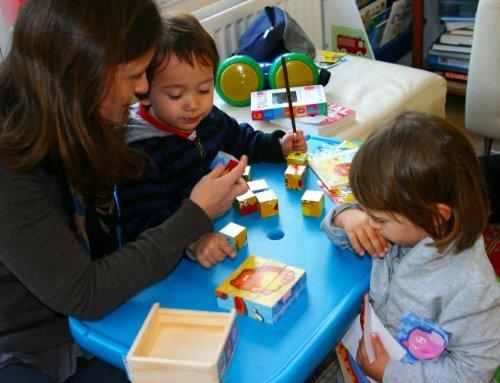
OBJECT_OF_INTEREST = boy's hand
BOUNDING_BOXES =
[187,233,236,269]
[280,130,308,156]
[333,209,388,257]
[356,333,390,383]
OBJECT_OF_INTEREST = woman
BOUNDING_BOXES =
[0,1,247,382]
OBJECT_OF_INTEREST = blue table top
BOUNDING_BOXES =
[69,136,371,383]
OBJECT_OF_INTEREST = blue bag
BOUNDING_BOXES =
[235,6,315,62]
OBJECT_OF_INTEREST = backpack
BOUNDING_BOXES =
[235,6,315,62]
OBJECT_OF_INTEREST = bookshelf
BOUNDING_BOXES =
[412,0,424,67]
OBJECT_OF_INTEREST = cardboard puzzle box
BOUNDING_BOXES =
[215,256,307,324]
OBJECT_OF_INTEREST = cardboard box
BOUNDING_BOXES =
[126,304,237,383]
[215,256,307,324]
[251,85,328,121]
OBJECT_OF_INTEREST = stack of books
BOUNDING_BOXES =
[271,103,356,137]
[426,0,478,92]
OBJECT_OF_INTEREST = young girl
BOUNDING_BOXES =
[321,112,500,382]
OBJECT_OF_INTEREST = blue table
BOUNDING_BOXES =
[69,136,371,383]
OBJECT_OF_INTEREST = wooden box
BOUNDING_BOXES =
[215,256,307,324]
[126,304,238,383]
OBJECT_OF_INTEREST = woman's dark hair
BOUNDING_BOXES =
[349,111,489,253]
[0,0,161,196]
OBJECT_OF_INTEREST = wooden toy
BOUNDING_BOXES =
[210,151,238,174]
[233,190,258,216]
[255,189,279,218]
[219,222,247,252]
[247,178,268,193]
[242,165,251,181]
[215,256,307,324]
[284,164,307,190]
[126,304,238,383]
[301,190,325,217]
[286,151,308,166]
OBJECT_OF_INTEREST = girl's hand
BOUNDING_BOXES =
[356,333,390,382]
[333,209,388,257]
[280,130,308,156]
[187,233,236,269]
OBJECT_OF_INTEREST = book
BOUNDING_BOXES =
[431,68,469,82]
[308,140,360,189]
[438,0,478,18]
[444,20,474,31]
[359,0,387,27]
[439,31,473,46]
[432,41,472,53]
[271,103,356,137]
[427,48,470,60]
[426,54,469,71]
[448,27,474,36]
[380,0,413,46]
[336,295,406,383]
[250,85,327,121]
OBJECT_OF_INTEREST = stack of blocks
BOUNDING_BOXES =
[246,179,279,218]
[301,190,325,217]
[284,164,307,190]
[219,222,247,252]
[215,256,307,324]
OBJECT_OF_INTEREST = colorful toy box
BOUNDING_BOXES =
[255,189,279,218]
[301,190,325,217]
[286,151,308,166]
[233,190,258,216]
[219,222,247,252]
[215,256,307,324]
[250,85,327,121]
[284,165,307,190]
[126,304,238,383]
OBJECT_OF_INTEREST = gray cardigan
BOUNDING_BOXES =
[0,159,212,359]
[321,204,500,383]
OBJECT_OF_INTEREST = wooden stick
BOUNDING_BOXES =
[280,56,297,134]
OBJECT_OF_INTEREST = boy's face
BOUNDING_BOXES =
[147,54,214,132]
[364,208,428,247]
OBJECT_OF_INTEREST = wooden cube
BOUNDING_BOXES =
[284,165,307,190]
[246,179,268,193]
[215,255,307,324]
[126,304,238,383]
[286,151,308,166]
[301,190,325,217]
[210,151,238,174]
[255,190,279,218]
[233,190,258,216]
[219,222,247,252]
[242,166,251,181]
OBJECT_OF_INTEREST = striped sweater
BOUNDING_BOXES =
[117,103,285,243]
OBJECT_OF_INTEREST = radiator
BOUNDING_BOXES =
[196,0,324,60]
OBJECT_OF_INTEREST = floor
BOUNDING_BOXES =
[305,93,499,383]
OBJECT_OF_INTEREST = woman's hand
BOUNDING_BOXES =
[333,209,388,257]
[356,333,390,382]
[188,233,236,268]
[190,156,248,219]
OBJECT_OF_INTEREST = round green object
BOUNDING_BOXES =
[268,52,318,89]
[215,55,264,107]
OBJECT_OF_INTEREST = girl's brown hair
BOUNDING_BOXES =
[146,13,220,83]
[0,0,161,196]
[349,111,489,253]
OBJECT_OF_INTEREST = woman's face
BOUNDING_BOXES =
[99,49,154,124]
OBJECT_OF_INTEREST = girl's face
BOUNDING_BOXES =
[147,54,214,132]
[364,208,428,247]
[99,49,154,124]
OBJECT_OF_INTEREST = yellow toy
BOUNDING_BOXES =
[284,165,307,190]
[301,190,325,217]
